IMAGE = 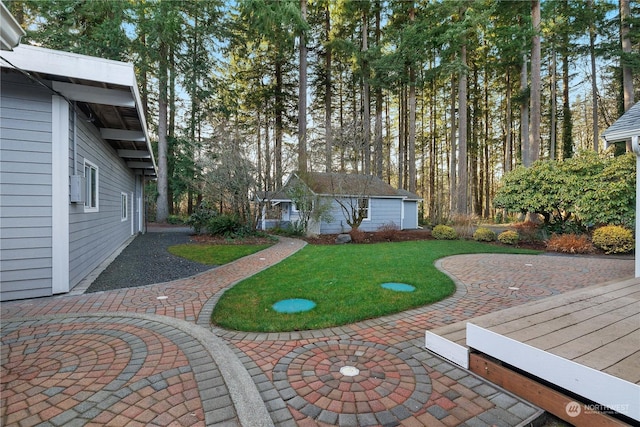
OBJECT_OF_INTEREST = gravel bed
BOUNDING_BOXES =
[85,229,212,293]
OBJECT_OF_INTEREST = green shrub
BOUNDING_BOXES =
[167,215,185,225]
[498,230,519,245]
[432,224,458,240]
[473,227,496,242]
[592,225,634,254]
[206,214,251,237]
[187,204,217,233]
[512,221,543,242]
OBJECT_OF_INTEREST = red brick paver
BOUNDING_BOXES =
[1,236,634,427]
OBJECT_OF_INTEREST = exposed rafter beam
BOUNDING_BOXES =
[117,149,151,159]
[52,81,135,107]
[101,128,146,141]
[127,161,154,169]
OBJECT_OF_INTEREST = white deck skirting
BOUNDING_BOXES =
[425,330,469,369]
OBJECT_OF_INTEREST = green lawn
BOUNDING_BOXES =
[211,240,539,332]
[168,243,274,265]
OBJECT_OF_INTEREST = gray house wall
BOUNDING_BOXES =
[0,71,140,300]
[68,115,136,288]
[1,72,54,300]
[319,197,404,234]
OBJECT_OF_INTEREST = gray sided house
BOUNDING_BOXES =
[1,45,157,301]
[257,172,421,234]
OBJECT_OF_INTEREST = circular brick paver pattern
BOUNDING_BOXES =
[120,285,201,308]
[1,234,635,427]
[272,340,431,425]
[1,316,236,427]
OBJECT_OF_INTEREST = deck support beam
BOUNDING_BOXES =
[469,353,630,427]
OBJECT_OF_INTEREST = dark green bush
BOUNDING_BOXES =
[187,204,217,233]
[206,214,251,237]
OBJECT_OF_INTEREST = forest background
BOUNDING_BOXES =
[7,0,640,227]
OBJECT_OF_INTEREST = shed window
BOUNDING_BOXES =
[84,160,99,212]
[358,198,370,220]
[121,192,128,221]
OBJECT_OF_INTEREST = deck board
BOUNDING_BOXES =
[427,277,640,387]
[549,313,640,360]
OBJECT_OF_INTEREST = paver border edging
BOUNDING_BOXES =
[3,312,275,427]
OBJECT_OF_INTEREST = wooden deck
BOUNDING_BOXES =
[426,277,640,425]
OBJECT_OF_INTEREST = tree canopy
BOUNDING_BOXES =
[8,0,639,224]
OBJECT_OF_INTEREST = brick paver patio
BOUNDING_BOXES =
[1,235,634,426]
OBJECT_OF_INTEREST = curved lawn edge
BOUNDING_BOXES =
[211,240,540,333]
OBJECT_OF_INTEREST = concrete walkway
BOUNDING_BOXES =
[1,237,634,426]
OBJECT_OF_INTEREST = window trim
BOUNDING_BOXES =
[121,192,128,222]
[84,159,99,212]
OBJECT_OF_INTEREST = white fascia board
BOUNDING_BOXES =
[0,44,135,87]
[52,81,135,108]
[128,70,157,174]
[602,129,640,144]
[1,1,26,51]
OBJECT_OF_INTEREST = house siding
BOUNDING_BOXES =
[319,197,404,234]
[0,72,54,300]
[0,70,139,300]
[68,114,136,288]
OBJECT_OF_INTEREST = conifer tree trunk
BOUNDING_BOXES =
[457,43,468,215]
[620,0,634,112]
[374,2,383,179]
[589,1,599,152]
[362,11,371,174]
[529,0,541,165]
[324,3,333,172]
[520,53,530,166]
[298,0,308,174]
[156,39,169,223]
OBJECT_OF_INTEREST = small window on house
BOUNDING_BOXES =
[121,192,128,221]
[292,200,314,212]
[358,198,370,220]
[84,160,99,212]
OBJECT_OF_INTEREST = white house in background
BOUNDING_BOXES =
[256,172,422,234]
[601,101,640,277]
[0,45,157,301]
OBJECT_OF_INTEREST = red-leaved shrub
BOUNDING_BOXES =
[546,234,594,254]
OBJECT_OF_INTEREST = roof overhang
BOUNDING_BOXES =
[0,45,157,178]
[0,1,25,51]
[601,102,640,155]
